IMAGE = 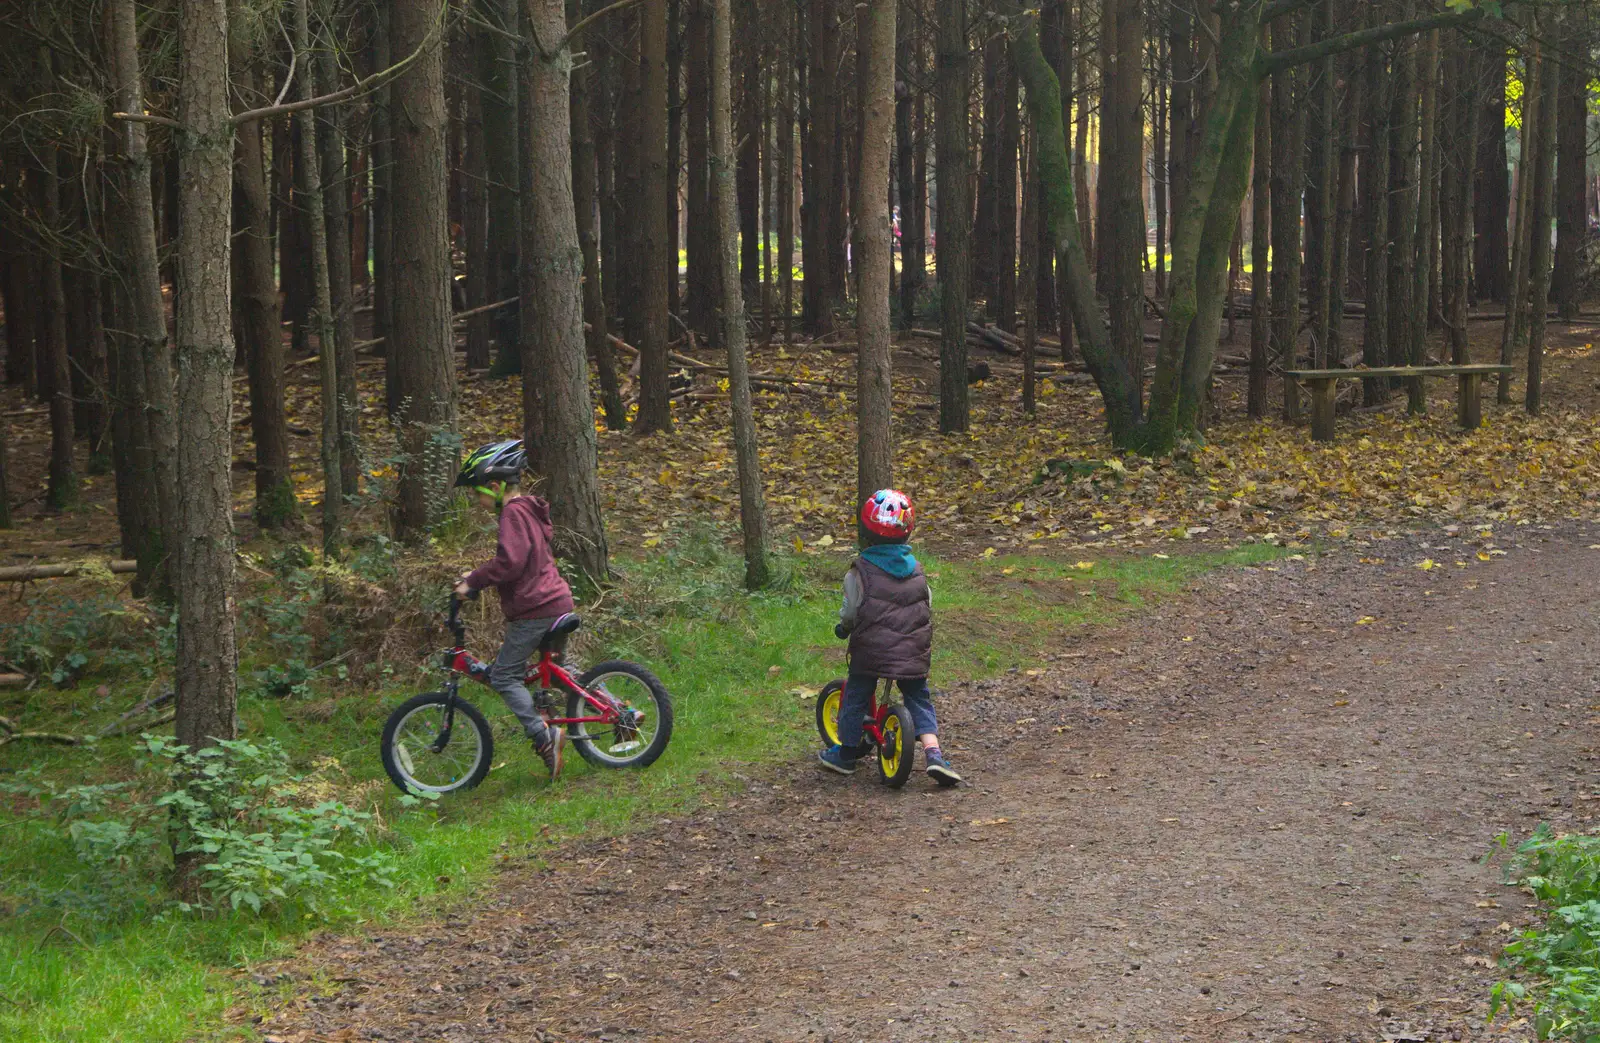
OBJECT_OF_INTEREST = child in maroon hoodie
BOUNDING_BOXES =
[453,440,575,780]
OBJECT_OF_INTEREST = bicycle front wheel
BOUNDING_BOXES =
[567,661,674,769]
[381,691,494,795]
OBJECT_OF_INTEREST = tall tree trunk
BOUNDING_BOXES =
[1385,17,1417,388]
[737,18,762,293]
[934,0,970,431]
[1329,62,1359,363]
[668,0,683,322]
[173,0,241,867]
[1474,40,1509,302]
[1072,4,1092,267]
[1305,0,1335,368]
[231,55,296,527]
[779,2,796,342]
[1104,0,1144,421]
[993,59,1020,332]
[1038,0,1064,340]
[896,0,920,329]
[857,0,895,499]
[108,0,178,595]
[710,0,769,587]
[1552,11,1587,320]
[635,0,674,433]
[1154,35,1168,301]
[520,0,610,579]
[1268,13,1307,420]
[478,0,521,375]
[104,277,146,550]
[318,47,361,499]
[371,2,398,407]
[297,0,344,555]
[1361,20,1391,406]
[685,0,714,335]
[572,4,627,431]
[1020,128,1038,414]
[463,54,492,371]
[1407,28,1439,410]
[976,37,1001,298]
[1440,38,1475,363]
[1525,24,1558,415]
[391,0,459,536]
[2,241,35,393]
[64,266,110,471]
[34,98,77,512]
[802,0,842,335]
[1249,68,1270,418]
[1501,37,1537,404]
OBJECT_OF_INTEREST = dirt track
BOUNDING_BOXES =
[261,526,1600,1043]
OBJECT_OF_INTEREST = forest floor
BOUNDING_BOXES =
[254,520,1600,1043]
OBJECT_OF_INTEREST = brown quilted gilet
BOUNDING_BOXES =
[847,558,933,680]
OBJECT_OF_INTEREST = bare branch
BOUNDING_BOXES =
[231,0,450,126]
[110,111,184,131]
[1257,6,1489,77]
[563,0,646,47]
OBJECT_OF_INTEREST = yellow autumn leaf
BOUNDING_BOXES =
[1073,561,1095,570]
[1415,559,1437,570]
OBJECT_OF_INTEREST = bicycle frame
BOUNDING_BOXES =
[442,596,626,729]
[851,679,895,750]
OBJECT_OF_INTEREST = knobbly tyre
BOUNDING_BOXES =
[380,592,674,794]
[813,678,915,788]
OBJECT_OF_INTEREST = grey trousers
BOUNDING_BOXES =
[488,617,565,744]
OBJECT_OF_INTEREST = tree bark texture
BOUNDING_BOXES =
[711,0,770,587]
[1474,41,1509,302]
[230,56,296,528]
[34,128,78,512]
[1361,24,1391,406]
[478,0,522,375]
[173,0,241,771]
[391,0,458,536]
[1408,28,1439,411]
[686,0,714,335]
[634,0,674,433]
[519,0,611,580]
[1249,69,1271,417]
[1524,25,1558,415]
[317,47,361,498]
[1552,11,1587,320]
[934,0,969,432]
[857,0,896,501]
[1103,0,1144,421]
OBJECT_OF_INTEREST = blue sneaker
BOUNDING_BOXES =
[818,744,858,775]
[925,748,961,786]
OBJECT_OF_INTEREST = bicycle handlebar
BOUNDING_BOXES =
[447,589,480,646]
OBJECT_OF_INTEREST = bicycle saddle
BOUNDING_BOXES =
[540,612,582,650]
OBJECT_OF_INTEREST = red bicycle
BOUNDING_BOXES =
[814,678,914,788]
[381,594,673,794]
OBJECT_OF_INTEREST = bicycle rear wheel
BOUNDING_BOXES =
[567,661,674,768]
[381,691,494,794]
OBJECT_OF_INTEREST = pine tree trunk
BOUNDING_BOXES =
[317,48,361,498]
[1501,35,1537,404]
[1552,11,1587,320]
[685,0,714,335]
[104,279,145,549]
[934,0,970,431]
[572,5,627,431]
[1407,28,1439,411]
[1019,130,1038,414]
[857,0,896,500]
[34,100,77,512]
[2,238,35,393]
[1474,41,1510,302]
[1249,68,1270,418]
[1153,35,1167,301]
[1305,0,1335,368]
[1440,39,1475,363]
[463,56,492,371]
[1073,5,1092,266]
[1268,14,1306,420]
[710,0,769,587]
[391,0,459,536]
[1104,0,1144,419]
[779,3,796,343]
[1385,19,1417,384]
[635,0,674,433]
[896,0,920,329]
[173,0,241,821]
[803,0,842,334]
[520,0,610,580]
[993,60,1020,332]
[294,0,344,556]
[976,37,1001,299]
[477,0,521,375]
[107,0,177,596]
[1525,25,1558,415]
[737,24,761,293]
[668,0,683,322]
[370,3,398,408]
[1361,20,1390,406]
[230,57,296,527]
[1329,62,1359,363]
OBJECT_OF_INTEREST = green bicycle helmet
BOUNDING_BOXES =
[456,439,526,498]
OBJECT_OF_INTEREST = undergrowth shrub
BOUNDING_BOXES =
[1492,826,1600,1040]
[3,737,394,920]
[0,592,170,685]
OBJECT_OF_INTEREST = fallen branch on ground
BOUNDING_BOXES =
[0,715,80,749]
[0,561,137,583]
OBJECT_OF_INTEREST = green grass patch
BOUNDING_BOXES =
[1492,826,1600,1039]
[0,536,1284,1042]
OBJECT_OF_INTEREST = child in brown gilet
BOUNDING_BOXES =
[820,490,960,785]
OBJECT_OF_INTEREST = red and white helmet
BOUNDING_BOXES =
[860,489,915,539]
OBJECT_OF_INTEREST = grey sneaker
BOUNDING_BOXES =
[535,727,565,781]
[925,749,961,787]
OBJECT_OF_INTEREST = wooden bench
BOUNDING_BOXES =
[1283,365,1513,442]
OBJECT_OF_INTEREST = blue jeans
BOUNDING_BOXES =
[489,617,565,744]
[835,673,938,749]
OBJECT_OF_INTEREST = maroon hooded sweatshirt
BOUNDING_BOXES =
[464,495,575,621]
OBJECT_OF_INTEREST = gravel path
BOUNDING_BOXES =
[261,526,1600,1043]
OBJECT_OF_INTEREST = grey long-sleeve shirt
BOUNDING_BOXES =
[838,567,933,631]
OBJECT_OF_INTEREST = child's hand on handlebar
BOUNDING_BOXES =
[453,575,474,598]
